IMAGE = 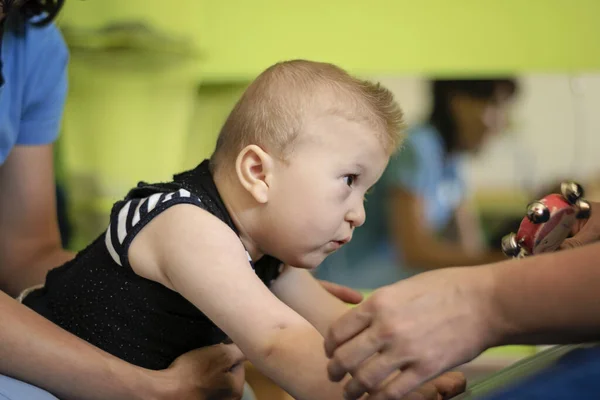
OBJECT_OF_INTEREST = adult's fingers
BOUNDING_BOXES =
[344,366,407,400]
[369,369,425,400]
[219,343,246,370]
[225,363,247,399]
[343,377,369,400]
[561,202,600,250]
[561,229,596,250]
[341,351,410,398]
[319,280,364,304]
[324,305,372,358]
[327,328,386,382]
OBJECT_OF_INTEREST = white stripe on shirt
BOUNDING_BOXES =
[105,224,122,266]
[104,189,201,267]
[117,200,132,243]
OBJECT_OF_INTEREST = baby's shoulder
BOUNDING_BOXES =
[106,186,237,267]
[110,187,205,227]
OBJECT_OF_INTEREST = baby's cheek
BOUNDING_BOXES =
[301,214,332,237]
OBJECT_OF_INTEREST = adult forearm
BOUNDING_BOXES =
[0,291,171,400]
[488,242,600,346]
[0,247,74,297]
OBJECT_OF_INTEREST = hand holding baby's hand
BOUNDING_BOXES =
[426,371,467,400]
[360,371,465,400]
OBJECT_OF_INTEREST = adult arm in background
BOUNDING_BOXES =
[0,148,247,400]
[0,22,245,399]
[0,145,74,296]
[384,135,504,271]
[324,204,600,399]
[0,23,72,296]
[454,200,490,254]
[388,189,505,269]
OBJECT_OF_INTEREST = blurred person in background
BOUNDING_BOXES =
[317,78,518,289]
[0,1,247,399]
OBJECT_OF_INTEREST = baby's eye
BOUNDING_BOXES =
[344,174,358,187]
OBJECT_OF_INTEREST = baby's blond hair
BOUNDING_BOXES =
[210,60,404,171]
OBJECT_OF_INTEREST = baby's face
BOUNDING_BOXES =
[259,114,389,269]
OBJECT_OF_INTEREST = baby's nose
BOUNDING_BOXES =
[346,202,366,228]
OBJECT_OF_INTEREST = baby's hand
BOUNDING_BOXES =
[319,279,364,304]
[367,371,466,400]
[426,371,466,399]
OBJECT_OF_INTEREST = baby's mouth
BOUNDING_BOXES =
[332,237,351,246]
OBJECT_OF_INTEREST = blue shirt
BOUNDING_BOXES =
[316,124,466,289]
[0,19,68,164]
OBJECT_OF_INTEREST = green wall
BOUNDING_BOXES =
[54,0,600,247]
[58,0,600,82]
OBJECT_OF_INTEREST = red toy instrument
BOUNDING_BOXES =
[501,182,591,258]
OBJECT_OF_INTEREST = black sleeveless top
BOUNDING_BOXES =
[23,160,283,370]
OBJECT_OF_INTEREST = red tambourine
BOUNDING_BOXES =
[501,182,591,258]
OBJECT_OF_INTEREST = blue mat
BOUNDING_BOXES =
[483,346,600,399]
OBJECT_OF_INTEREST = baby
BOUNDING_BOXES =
[23,60,464,399]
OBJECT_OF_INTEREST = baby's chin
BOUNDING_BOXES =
[282,253,325,270]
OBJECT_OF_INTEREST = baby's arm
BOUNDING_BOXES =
[271,266,468,400]
[271,265,351,337]
[128,204,345,400]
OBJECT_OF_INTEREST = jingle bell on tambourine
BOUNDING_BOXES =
[501,182,591,258]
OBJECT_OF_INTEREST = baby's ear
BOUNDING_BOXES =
[235,145,274,204]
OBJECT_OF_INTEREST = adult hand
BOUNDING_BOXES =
[345,370,466,400]
[164,343,246,400]
[561,201,600,250]
[324,267,495,399]
[319,280,364,304]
